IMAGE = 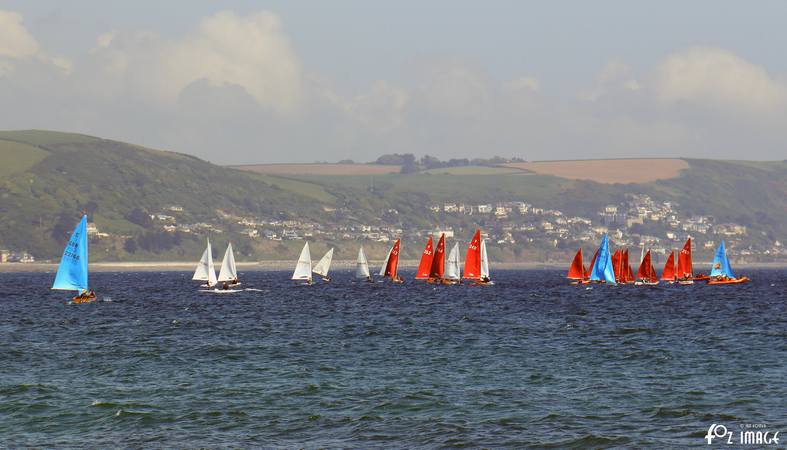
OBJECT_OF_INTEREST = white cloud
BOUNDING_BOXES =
[0,10,39,58]
[87,11,303,115]
[339,80,409,132]
[656,47,787,112]
[0,10,71,74]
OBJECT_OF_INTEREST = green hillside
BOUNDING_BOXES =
[0,130,784,263]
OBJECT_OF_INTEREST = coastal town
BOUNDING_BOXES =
[3,194,781,264]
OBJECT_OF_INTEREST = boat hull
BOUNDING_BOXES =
[708,276,750,285]
[71,293,96,304]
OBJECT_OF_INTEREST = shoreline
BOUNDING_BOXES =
[1,260,785,273]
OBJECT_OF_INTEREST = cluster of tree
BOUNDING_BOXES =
[374,153,526,173]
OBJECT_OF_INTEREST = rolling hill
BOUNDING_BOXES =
[1,129,785,263]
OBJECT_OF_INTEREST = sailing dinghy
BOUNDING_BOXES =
[415,236,435,281]
[708,241,749,285]
[634,249,659,285]
[661,250,676,283]
[589,234,617,284]
[443,242,461,285]
[313,248,334,282]
[292,242,313,284]
[217,242,240,288]
[193,238,218,288]
[676,238,694,285]
[379,239,403,283]
[464,229,494,285]
[567,248,586,284]
[52,215,95,303]
[427,233,446,283]
[356,246,372,282]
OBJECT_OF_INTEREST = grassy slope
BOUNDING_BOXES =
[0,140,50,177]
[0,131,333,259]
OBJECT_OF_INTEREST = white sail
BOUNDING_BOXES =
[480,239,490,279]
[313,248,334,277]
[292,242,312,281]
[217,242,238,282]
[379,245,394,276]
[445,242,461,280]
[192,238,217,286]
[355,246,370,279]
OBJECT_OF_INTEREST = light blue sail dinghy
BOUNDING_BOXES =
[589,234,617,285]
[707,240,749,285]
[52,215,95,303]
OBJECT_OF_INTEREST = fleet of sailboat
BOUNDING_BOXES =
[573,235,748,286]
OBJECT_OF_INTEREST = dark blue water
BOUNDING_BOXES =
[1,269,785,448]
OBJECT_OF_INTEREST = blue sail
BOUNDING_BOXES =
[52,215,89,292]
[709,240,735,278]
[589,234,617,284]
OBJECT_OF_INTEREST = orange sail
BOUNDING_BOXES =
[611,249,622,282]
[637,250,657,282]
[661,251,676,281]
[622,249,632,283]
[463,229,482,280]
[677,238,693,279]
[415,236,434,279]
[584,248,599,280]
[383,239,401,280]
[429,233,446,279]
[567,248,584,280]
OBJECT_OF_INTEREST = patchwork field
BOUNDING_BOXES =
[230,163,402,175]
[503,159,689,184]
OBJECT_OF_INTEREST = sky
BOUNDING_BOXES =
[1,1,786,163]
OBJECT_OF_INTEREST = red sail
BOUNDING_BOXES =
[661,251,676,281]
[567,248,584,280]
[622,249,632,283]
[677,238,693,279]
[415,236,434,279]
[429,234,446,279]
[637,250,657,282]
[611,249,622,282]
[383,239,401,279]
[584,248,599,280]
[463,229,482,280]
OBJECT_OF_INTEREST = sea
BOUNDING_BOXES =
[1,269,785,448]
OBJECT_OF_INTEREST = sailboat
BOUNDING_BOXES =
[708,241,749,285]
[356,246,372,282]
[292,242,312,284]
[675,238,694,285]
[625,249,635,283]
[567,248,587,284]
[379,239,403,283]
[52,215,95,303]
[660,250,676,283]
[589,234,617,284]
[427,233,446,283]
[611,249,623,282]
[584,248,599,282]
[313,248,334,282]
[463,229,493,285]
[443,242,461,285]
[634,249,659,285]
[193,238,217,288]
[217,242,240,288]
[415,236,434,281]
